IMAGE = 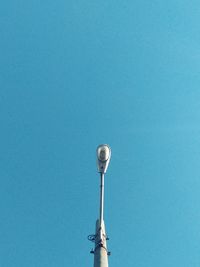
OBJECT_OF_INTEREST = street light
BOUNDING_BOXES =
[88,144,111,267]
[96,145,111,174]
[96,144,111,226]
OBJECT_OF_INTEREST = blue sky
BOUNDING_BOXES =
[1,0,200,266]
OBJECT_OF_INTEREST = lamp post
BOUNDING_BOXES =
[88,144,111,267]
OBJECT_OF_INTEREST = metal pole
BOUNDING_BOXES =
[94,219,108,267]
[93,172,108,267]
[88,145,111,267]
[99,173,104,226]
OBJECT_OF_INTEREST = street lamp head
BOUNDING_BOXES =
[96,144,111,173]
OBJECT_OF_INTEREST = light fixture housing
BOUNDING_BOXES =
[96,144,111,173]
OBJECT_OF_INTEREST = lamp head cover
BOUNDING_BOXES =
[96,144,111,173]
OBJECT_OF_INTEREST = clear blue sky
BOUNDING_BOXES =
[1,1,200,266]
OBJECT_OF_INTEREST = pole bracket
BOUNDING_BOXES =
[88,234,96,242]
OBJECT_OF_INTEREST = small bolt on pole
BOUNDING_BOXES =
[88,145,111,267]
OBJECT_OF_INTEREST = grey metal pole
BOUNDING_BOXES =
[99,173,104,226]
[93,172,108,267]
[94,219,108,267]
[88,145,111,267]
